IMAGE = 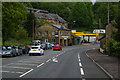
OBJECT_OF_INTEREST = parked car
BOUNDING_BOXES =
[24,46,30,54]
[41,42,48,50]
[50,42,57,47]
[32,40,41,44]
[28,46,44,56]
[53,44,62,51]
[15,46,23,56]
[18,46,26,54]
[0,46,17,57]
[45,42,53,49]
[40,43,46,50]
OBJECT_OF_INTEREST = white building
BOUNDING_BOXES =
[93,29,105,33]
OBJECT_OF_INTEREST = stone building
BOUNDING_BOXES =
[27,8,72,46]
[36,23,72,46]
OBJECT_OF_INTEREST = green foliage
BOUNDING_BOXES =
[38,20,49,26]
[4,39,32,46]
[92,2,118,28]
[114,2,120,41]
[15,26,28,40]
[110,39,120,57]
[26,2,94,29]
[24,10,35,37]
[2,2,27,41]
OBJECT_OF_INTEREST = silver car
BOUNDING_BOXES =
[0,46,17,57]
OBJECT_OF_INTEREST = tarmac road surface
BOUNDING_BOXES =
[1,44,110,79]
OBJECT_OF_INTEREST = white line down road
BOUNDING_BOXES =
[37,63,45,68]
[80,68,85,75]
[79,63,82,67]
[46,59,51,63]
[52,58,58,63]
[19,69,33,77]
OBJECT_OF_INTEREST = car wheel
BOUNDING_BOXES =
[17,53,19,56]
[10,53,14,57]
[29,54,32,56]
[13,53,16,57]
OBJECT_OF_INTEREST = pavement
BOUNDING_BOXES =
[86,48,120,80]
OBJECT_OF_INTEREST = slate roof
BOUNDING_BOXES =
[48,23,70,31]
[27,7,48,13]
[27,7,67,23]
[35,13,66,23]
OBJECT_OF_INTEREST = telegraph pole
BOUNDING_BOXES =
[108,2,110,24]
[32,19,34,40]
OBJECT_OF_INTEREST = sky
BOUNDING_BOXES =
[90,0,96,5]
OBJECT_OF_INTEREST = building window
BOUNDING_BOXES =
[52,31,55,35]
[45,31,48,35]
[38,31,41,35]
[60,32,63,35]
[45,39,48,42]
[55,31,58,35]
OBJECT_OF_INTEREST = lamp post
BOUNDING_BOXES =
[72,20,76,29]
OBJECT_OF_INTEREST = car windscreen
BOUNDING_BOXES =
[31,47,38,49]
[2,46,12,50]
[54,44,60,47]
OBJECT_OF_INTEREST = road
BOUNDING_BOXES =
[1,44,110,79]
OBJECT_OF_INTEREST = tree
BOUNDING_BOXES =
[2,2,27,43]
[114,2,120,41]
[92,2,118,28]
[15,25,28,40]
[24,10,35,38]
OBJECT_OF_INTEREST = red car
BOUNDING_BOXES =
[53,44,62,51]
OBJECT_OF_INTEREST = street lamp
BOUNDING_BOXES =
[72,20,76,29]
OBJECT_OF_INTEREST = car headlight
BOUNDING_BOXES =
[5,52,11,54]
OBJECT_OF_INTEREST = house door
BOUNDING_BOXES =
[64,40,66,46]
[60,39,63,46]
[77,39,80,45]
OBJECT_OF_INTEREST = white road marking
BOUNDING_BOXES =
[52,58,58,63]
[78,53,80,59]
[2,66,31,70]
[56,55,59,57]
[1,71,24,74]
[19,69,33,77]
[79,63,82,67]
[2,58,7,59]
[46,59,51,63]
[82,78,86,80]
[80,68,85,75]
[8,63,37,66]
[18,61,41,64]
[79,59,81,62]
[37,63,45,68]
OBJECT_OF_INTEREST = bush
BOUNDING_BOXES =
[15,26,28,40]
[110,39,120,57]
[4,39,32,46]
